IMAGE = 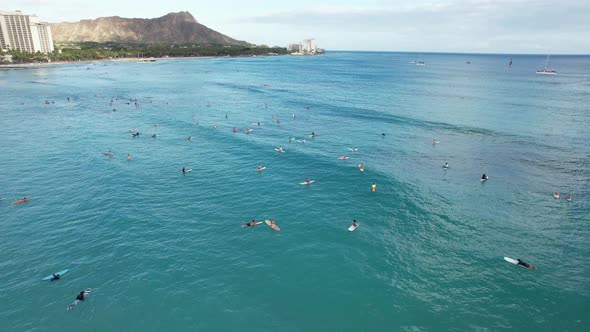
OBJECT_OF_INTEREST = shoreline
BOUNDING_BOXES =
[0,54,286,69]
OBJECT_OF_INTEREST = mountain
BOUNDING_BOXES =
[49,11,249,46]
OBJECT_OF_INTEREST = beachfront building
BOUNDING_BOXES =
[288,38,323,55]
[0,10,54,53]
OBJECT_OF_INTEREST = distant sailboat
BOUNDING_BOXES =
[536,55,557,75]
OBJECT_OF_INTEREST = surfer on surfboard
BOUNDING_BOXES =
[481,173,488,181]
[517,259,537,270]
[50,273,60,281]
[14,197,31,204]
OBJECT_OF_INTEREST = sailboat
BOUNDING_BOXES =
[536,55,557,75]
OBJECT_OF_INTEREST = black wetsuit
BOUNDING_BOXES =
[76,292,85,301]
[50,274,60,281]
[517,259,530,268]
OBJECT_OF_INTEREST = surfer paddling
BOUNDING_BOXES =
[67,289,91,311]
[14,197,31,204]
[517,259,537,270]
[50,273,60,282]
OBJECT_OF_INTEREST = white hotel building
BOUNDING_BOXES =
[0,10,54,53]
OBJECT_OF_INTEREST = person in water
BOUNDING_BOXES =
[517,259,537,270]
[246,219,256,227]
[481,173,487,180]
[352,220,358,227]
[353,147,358,152]
[182,167,187,173]
[127,154,131,161]
[76,290,87,302]
[257,164,263,171]
[444,162,449,168]
[132,132,140,137]
[186,136,192,141]
[311,132,316,137]
[371,183,377,192]
[50,273,60,282]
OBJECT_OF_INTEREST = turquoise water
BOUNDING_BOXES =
[1,52,589,331]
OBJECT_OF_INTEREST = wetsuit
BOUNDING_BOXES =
[76,292,85,302]
[517,259,530,268]
[51,274,60,281]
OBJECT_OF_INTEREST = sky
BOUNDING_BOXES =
[5,0,590,54]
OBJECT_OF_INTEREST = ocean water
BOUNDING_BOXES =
[0,52,589,331]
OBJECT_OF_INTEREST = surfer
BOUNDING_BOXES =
[481,173,487,180]
[432,139,439,144]
[352,220,358,228]
[444,162,449,169]
[353,147,358,152]
[185,136,192,141]
[509,58,513,68]
[245,219,256,227]
[371,183,377,192]
[127,154,131,161]
[339,155,348,160]
[182,167,187,174]
[257,122,261,127]
[566,194,572,201]
[246,128,252,134]
[311,132,316,138]
[233,127,238,133]
[305,177,311,184]
[14,197,31,204]
[359,163,364,171]
[288,136,293,142]
[50,273,60,282]
[517,259,537,270]
[278,146,284,153]
[132,132,140,137]
[76,290,87,302]
[257,164,264,171]
[151,134,157,138]
[270,219,276,227]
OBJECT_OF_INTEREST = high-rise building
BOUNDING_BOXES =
[0,10,54,53]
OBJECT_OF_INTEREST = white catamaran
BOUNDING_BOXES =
[536,55,557,75]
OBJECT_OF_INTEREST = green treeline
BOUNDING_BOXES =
[1,43,289,64]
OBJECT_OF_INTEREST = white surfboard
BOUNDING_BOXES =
[42,269,69,281]
[274,148,284,153]
[348,224,358,232]
[480,176,488,182]
[504,257,519,265]
[182,169,192,173]
[338,156,349,160]
[299,180,315,185]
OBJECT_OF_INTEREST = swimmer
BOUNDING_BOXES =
[127,154,131,161]
[371,183,377,192]
[233,127,238,133]
[185,136,192,141]
[516,259,537,270]
[14,197,31,205]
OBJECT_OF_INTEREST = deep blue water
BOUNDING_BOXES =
[0,52,589,331]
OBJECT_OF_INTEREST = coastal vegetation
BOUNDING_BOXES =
[0,42,289,64]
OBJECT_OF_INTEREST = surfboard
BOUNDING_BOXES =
[182,169,192,173]
[504,257,534,269]
[338,156,349,160]
[257,167,266,172]
[348,224,358,232]
[67,289,92,311]
[299,180,315,185]
[359,167,364,172]
[443,165,449,169]
[242,221,263,228]
[265,220,280,231]
[348,148,358,152]
[480,177,488,182]
[42,269,69,281]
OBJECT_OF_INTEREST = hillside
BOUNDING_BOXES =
[49,11,248,46]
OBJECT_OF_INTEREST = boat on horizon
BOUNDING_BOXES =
[536,55,557,75]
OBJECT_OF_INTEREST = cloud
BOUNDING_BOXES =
[234,0,590,53]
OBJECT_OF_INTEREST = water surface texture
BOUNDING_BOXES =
[1,52,589,331]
